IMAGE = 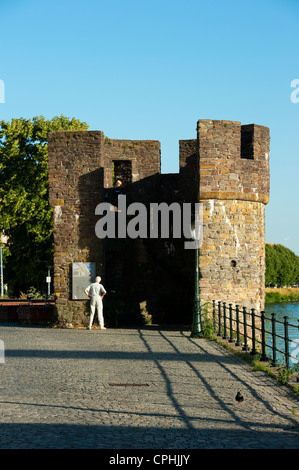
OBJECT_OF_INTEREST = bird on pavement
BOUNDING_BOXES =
[235,391,244,406]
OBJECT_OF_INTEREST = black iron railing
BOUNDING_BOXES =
[209,300,299,374]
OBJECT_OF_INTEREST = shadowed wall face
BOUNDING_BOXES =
[48,133,192,325]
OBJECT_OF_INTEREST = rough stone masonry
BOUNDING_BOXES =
[48,119,270,327]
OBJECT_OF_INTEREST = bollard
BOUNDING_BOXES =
[235,305,242,347]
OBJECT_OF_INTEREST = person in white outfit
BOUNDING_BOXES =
[84,276,107,330]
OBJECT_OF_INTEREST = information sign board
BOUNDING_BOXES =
[72,262,96,300]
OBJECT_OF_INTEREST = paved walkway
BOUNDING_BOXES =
[0,323,299,450]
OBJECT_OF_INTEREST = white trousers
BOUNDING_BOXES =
[88,297,104,328]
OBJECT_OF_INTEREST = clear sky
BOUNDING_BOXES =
[1,0,299,254]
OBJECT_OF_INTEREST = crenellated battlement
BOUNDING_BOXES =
[196,119,270,204]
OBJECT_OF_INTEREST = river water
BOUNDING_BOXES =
[264,302,299,367]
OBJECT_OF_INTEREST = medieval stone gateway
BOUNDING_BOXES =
[48,119,270,327]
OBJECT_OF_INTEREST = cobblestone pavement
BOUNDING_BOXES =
[0,323,299,450]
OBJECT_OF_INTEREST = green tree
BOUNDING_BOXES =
[265,243,299,287]
[0,115,89,296]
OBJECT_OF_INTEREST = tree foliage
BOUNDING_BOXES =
[265,243,299,287]
[1,115,298,298]
[0,115,88,295]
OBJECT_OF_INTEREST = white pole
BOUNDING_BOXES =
[47,267,51,298]
[0,245,3,297]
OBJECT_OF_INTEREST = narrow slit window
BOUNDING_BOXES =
[241,126,254,160]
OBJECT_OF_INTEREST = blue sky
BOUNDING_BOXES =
[1,0,299,254]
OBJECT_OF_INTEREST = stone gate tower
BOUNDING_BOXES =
[48,119,269,326]
[194,120,270,311]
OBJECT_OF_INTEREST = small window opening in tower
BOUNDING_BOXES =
[241,126,254,160]
[113,160,132,187]
[231,260,237,268]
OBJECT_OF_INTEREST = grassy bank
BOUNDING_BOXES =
[265,287,299,304]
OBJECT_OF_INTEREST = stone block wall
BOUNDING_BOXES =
[102,138,161,189]
[199,199,266,310]
[197,120,269,203]
[179,139,198,203]
[48,131,104,324]
[48,132,169,326]
[195,119,270,311]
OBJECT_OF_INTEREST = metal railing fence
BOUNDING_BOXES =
[204,300,299,374]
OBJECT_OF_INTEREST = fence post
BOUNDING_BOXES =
[218,301,222,336]
[271,313,278,367]
[223,302,228,339]
[284,316,289,369]
[229,304,234,343]
[235,305,242,346]
[242,306,250,351]
[260,311,267,361]
[212,300,216,333]
[250,308,257,355]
